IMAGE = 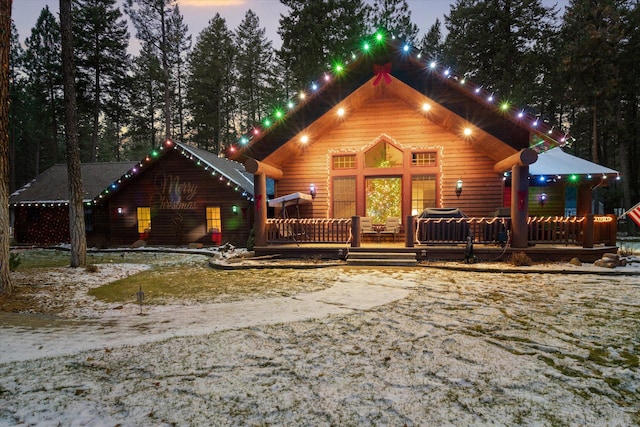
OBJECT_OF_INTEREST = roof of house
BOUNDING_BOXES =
[10,162,137,205]
[10,140,254,206]
[230,30,570,164]
[529,147,619,177]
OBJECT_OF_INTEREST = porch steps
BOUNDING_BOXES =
[346,251,417,267]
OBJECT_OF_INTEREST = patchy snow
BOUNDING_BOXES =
[1,254,639,426]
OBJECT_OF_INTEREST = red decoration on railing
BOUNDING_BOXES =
[373,62,392,86]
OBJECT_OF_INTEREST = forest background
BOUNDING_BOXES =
[7,0,640,216]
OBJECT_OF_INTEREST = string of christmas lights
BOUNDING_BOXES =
[231,29,572,156]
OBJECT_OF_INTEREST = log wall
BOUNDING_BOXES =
[274,94,504,219]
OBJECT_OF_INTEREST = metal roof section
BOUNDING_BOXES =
[9,162,138,206]
[174,141,254,197]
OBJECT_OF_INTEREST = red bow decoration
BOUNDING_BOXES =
[255,194,262,210]
[373,62,392,86]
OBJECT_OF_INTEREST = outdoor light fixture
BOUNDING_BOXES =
[538,192,548,207]
[117,207,124,217]
[309,183,317,200]
[456,179,463,198]
[232,205,239,215]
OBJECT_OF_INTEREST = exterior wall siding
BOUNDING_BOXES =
[101,150,252,247]
[274,95,504,219]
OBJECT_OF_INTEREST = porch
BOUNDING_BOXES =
[258,215,618,263]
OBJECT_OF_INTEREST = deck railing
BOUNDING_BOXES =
[266,215,616,247]
[415,215,617,246]
[266,218,352,244]
[415,217,510,245]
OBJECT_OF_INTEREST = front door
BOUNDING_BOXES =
[365,176,401,223]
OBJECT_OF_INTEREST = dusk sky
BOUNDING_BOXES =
[12,0,569,51]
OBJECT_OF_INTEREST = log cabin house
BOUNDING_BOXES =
[230,31,618,261]
[10,140,254,247]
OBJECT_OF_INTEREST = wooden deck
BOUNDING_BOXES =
[254,242,618,263]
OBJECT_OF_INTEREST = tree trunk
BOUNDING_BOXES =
[0,0,13,294]
[591,103,598,163]
[60,0,86,268]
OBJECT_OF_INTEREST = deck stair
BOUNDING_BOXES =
[346,251,417,267]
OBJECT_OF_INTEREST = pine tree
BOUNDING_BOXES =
[23,6,62,173]
[187,13,235,154]
[125,0,177,142]
[443,0,559,107]
[559,0,624,164]
[127,43,163,157]
[166,4,191,141]
[73,0,130,162]
[235,9,275,132]
[278,0,367,91]
[419,18,443,60]
[365,0,418,43]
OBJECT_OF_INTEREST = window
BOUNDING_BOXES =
[411,176,436,215]
[137,207,151,233]
[332,177,356,218]
[412,152,436,166]
[364,141,403,168]
[333,155,356,169]
[206,206,222,232]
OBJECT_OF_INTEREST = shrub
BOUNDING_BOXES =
[9,252,21,271]
[510,251,532,266]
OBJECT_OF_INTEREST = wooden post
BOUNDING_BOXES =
[607,214,617,245]
[351,216,361,248]
[254,173,267,247]
[583,214,594,248]
[511,165,529,248]
[405,215,414,247]
[577,183,592,216]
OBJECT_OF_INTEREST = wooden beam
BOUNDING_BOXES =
[494,148,538,173]
[244,158,283,179]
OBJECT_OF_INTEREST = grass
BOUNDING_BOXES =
[10,249,180,270]
[88,264,334,305]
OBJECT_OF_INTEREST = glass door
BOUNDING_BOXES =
[365,177,401,223]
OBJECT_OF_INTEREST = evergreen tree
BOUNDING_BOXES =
[125,0,177,142]
[73,0,130,162]
[278,0,367,92]
[559,0,625,165]
[8,21,27,191]
[419,18,443,60]
[235,9,275,132]
[187,13,235,154]
[166,4,191,141]
[616,2,640,208]
[23,6,62,174]
[126,43,163,158]
[443,0,558,108]
[365,0,418,43]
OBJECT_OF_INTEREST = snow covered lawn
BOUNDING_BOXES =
[1,254,639,426]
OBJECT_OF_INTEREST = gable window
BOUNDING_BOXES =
[412,152,436,167]
[206,206,222,232]
[333,154,356,169]
[137,207,151,233]
[332,177,356,218]
[411,176,436,215]
[364,141,403,168]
